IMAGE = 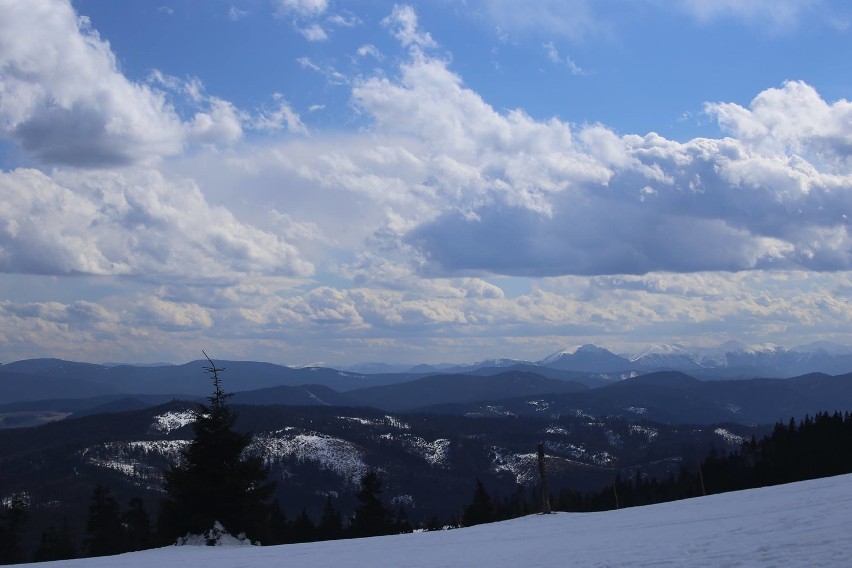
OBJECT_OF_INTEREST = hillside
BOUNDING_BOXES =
[41,474,852,567]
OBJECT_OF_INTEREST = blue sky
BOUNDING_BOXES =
[0,0,851,365]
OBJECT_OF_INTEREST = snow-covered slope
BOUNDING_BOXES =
[630,343,705,370]
[538,344,633,372]
[43,474,852,567]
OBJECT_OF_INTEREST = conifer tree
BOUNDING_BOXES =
[317,496,343,541]
[0,494,27,564]
[122,497,152,551]
[290,509,316,543]
[349,471,393,537]
[463,479,496,526]
[158,352,276,542]
[394,505,413,534]
[33,518,77,562]
[84,486,123,557]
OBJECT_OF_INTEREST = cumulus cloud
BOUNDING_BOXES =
[0,0,257,166]
[356,44,383,60]
[706,81,852,170]
[300,23,329,41]
[328,12,362,27]
[0,0,186,165]
[3,268,851,364]
[382,4,437,50]
[0,168,313,279]
[347,23,852,276]
[253,95,309,134]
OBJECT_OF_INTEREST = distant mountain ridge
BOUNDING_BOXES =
[533,341,852,377]
[2,340,852,425]
[349,340,852,377]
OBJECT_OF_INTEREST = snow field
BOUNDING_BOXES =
[35,473,852,567]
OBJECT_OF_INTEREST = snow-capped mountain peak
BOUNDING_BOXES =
[629,344,704,369]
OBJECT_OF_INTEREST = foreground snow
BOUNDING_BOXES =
[34,474,852,567]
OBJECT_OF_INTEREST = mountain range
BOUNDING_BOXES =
[2,343,852,559]
[407,341,852,377]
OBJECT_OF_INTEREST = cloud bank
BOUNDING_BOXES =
[351,51,852,276]
[0,1,849,364]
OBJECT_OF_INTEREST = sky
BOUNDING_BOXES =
[0,0,851,366]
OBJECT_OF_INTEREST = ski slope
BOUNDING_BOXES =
[34,474,852,567]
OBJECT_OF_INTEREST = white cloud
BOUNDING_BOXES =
[273,0,329,18]
[356,44,383,60]
[228,6,249,21]
[0,0,186,166]
[542,41,585,75]
[476,0,609,41]
[382,4,437,50]
[706,80,852,170]
[253,96,309,134]
[296,57,348,85]
[0,0,254,166]
[0,168,313,279]
[3,268,852,364]
[188,97,245,145]
[345,29,852,276]
[676,0,820,31]
[300,23,329,41]
[135,297,214,330]
[327,12,362,27]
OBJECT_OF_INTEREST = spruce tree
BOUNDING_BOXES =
[33,518,77,562]
[290,509,316,543]
[463,479,496,526]
[0,494,27,564]
[122,497,152,552]
[349,471,393,537]
[159,353,276,542]
[84,485,124,557]
[317,496,343,541]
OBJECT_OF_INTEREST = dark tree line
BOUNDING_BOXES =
[456,411,852,528]
[556,411,852,513]
[0,495,27,564]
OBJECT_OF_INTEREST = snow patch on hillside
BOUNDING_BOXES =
[338,416,381,427]
[81,440,189,489]
[490,449,537,485]
[250,431,368,485]
[376,433,451,468]
[715,428,746,445]
[526,400,551,412]
[409,437,451,467]
[629,424,659,441]
[176,522,257,547]
[545,441,615,466]
[151,411,195,434]
[384,415,411,430]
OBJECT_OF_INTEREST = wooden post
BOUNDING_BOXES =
[613,483,619,510]
[537,443,551,514]
[698,462,706,497]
